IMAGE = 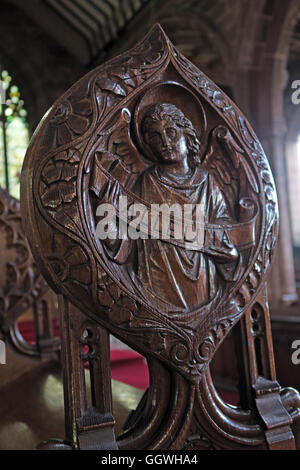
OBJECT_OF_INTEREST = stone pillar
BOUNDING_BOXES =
[235,65,298,307]
[260,119,298,306]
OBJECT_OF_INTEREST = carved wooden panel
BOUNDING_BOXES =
[0,187,58,358]
[21,25,278,383]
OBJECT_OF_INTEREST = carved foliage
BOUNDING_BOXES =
[23,25,279,383]
[0,188,47,325]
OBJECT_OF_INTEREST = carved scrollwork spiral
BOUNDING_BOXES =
[21,25,279,383]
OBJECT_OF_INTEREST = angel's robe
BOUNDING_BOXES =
[100,164,240,315]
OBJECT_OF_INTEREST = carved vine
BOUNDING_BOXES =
[26,25,279,382]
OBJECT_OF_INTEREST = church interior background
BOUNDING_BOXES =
[1,0,300,450]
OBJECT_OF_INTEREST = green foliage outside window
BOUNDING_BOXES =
[0,68,29,199]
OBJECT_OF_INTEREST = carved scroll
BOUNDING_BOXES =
[20,25,299,451]
[21,25,279,381]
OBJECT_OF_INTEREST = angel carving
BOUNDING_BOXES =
[90,96,257,317]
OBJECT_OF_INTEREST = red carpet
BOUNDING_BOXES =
[18,320,149,389]
[110,349,149,390]
[18,321,238,404]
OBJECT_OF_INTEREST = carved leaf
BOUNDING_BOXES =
[97,77,127,97]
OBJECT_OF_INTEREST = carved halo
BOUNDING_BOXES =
[133,81,207,162]
[20,24,279,384]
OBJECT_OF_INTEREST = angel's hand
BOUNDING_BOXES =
[201,245,238,263]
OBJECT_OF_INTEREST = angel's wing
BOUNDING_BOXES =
[202,125,258,212]
[107,108,148,172]
[89,108,149,197]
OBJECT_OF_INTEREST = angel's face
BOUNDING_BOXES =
[145,119,189,164]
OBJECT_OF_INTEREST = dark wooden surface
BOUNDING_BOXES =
[20,24,300,450]
[269,310,300,391]
[0,349,142,450]
[211,308,300,393]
